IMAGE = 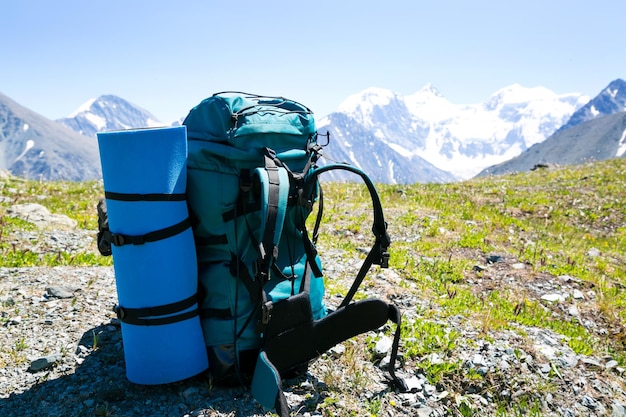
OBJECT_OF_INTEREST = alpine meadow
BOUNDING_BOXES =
[1,157,625,416]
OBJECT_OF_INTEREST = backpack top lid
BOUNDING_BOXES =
[183,92,317,152]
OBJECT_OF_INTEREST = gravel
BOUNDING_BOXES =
[2,217,626,416]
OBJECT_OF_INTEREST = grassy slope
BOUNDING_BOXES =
[315,158,626,415]
[1,158,625,415]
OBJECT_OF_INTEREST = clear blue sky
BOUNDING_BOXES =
[2,0,624,123]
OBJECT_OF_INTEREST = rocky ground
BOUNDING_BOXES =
[1,205,626,416]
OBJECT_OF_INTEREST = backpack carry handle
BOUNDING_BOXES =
[212,91,314,115]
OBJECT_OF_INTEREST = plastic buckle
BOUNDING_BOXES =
[262,301,273,324]
[111,234,125,247]
[114,305,125,320]
[381,251,390,269]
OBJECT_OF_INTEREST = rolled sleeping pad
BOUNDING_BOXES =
[97,126,208,384]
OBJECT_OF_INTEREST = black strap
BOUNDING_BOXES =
[312,184,324,244]
[301,164,391,306]
[200,307,232,319]
[339,239,389,308]
[195,234,228,246]
[105,191,186,202]
[110,217,191,246]
[261,297,408,391]
[257,148,282,284]
[387,304,408,391]
[114,294,199,326]
[301,222,323,278]
[222,199,261,222]
[300,182,323,278]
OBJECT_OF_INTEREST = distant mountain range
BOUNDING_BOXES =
[56,94,164,138]
[1,79,625,182]
[477,79,626,177]
[316,84,588,182]
[0,92,101,181]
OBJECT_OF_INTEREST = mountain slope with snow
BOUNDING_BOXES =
[57,95,164,138]
[477,79,626,177]
[477,111,626,176]
[0,92,101,181]
[317,84,588,182]
[555,79,626,133]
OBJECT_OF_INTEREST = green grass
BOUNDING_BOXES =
[324,159,626,332]
[315,158,626,415]
[2,158,626,416]
[0,176,111,267]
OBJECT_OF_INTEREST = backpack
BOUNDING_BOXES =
[183,92,408,415]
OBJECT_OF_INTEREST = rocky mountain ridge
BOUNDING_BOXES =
[0,92,101,181]
[3,79,626,182]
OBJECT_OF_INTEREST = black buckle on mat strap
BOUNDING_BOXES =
[114,294,199,326]
[110,217,191,247]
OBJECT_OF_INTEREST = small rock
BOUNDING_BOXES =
[541,293,566,303]
[423,383,436,396]
[557,354,579,368]
[6,203,77,228]
[511,263,525,270]
[426,353,444,364]
[486,255,503,264]
[374,336,393,357]
[573,289,585,299]
[579,357,603,369]
[29,354,61,372]
[434,390,449,401]
[403,374,424,392]
[45,286,76,299]
[606,360,619,370]
[568,305,580,317]
[611,401,626,417]
[559,274,576,283]
[581,395,599,410]
[587,248,601,257]
[476,366,489,376]
[472,353,487,367]
[417,407,436,417]
[328,344,346,358]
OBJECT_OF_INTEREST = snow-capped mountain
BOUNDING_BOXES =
[0,92,101,181]
[317,109,457,183]
[57,95,165,138]
[317,84,589,183]
[477,79,626,177]
[477,111,626,176]
[555,79,626,133]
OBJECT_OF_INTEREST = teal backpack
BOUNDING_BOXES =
[183,92,407,415]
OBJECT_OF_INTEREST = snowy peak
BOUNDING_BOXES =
[57,95,164,138]
[337,87,401,116]
[558,79,626,132]
[417,82,444,98]
[319,83,589,182]
[405,84,459,121]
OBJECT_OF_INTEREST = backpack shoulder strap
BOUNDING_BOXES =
[302,163,391,305]
[253,148,290,283]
